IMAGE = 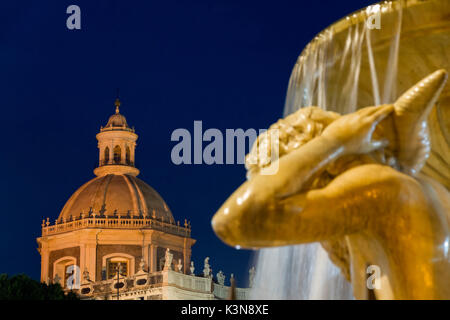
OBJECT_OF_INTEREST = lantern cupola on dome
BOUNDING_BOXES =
[94,98,139,177]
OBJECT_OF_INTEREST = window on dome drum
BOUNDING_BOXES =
[104,146,110,165]
[107,259,128,279]
[54,257,76,288]
[126,146,131,165]
[113,145,121,164]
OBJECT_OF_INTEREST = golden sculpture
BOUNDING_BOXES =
[212,70,450,299]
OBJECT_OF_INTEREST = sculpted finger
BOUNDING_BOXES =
[370,105,394,123]
[357,105,379,116]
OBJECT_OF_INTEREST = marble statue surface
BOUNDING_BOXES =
[212,70,450,299]
[203,257,211,278]
[164,248,173,271]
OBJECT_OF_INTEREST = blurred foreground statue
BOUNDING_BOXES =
[212,70,450,299]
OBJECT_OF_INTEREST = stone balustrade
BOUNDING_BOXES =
[76,269,250,300]
[213,283,249,300]
[165,269,212,293]
[41,215,191,238]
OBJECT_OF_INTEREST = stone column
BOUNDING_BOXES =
[110,142,114,164]
[141,231,150,272]
[141,244,148,271]
[98,144,102,166]
[120,142,126,164]
[183,238,194,275]
[40,242,49,283]
[150,244,157,273]
[131,143,136,166]
[79,243,86,277]
[85,243,97,281]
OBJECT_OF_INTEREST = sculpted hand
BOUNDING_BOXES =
[322,105,394,155]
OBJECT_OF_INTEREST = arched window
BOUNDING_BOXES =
[102,253,134,280]
[107,258,129,280]
[53,257,77,288]
[113,145,121,164]
[126,146,131,165]
[104,147,110,165]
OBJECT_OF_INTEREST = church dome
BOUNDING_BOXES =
[58,174,174,222]
[105,112,128,128]
[103,98,130,129]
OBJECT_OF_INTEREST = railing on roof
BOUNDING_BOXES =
[41,213,191,237]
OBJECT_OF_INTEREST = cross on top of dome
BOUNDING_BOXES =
[101,97,135,133]
[115,97,121,114]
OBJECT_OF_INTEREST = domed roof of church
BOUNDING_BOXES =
[105,113,128,128]
[58,174,174,222]
[103,98,129,129]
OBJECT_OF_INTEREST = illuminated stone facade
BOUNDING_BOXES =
[36,98,250,299]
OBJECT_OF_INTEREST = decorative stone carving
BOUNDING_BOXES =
[83,268,90,282]
[203,257,210,278]
[53,273,61,284]
[216,271,225,286]
[190,261,195,275]
[139,258,146,272]
[177,259,183,273]
[164,248,173,270]
[248,267,255,288]
[134,258,149,287]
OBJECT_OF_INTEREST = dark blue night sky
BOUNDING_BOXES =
[0,0,375,286]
